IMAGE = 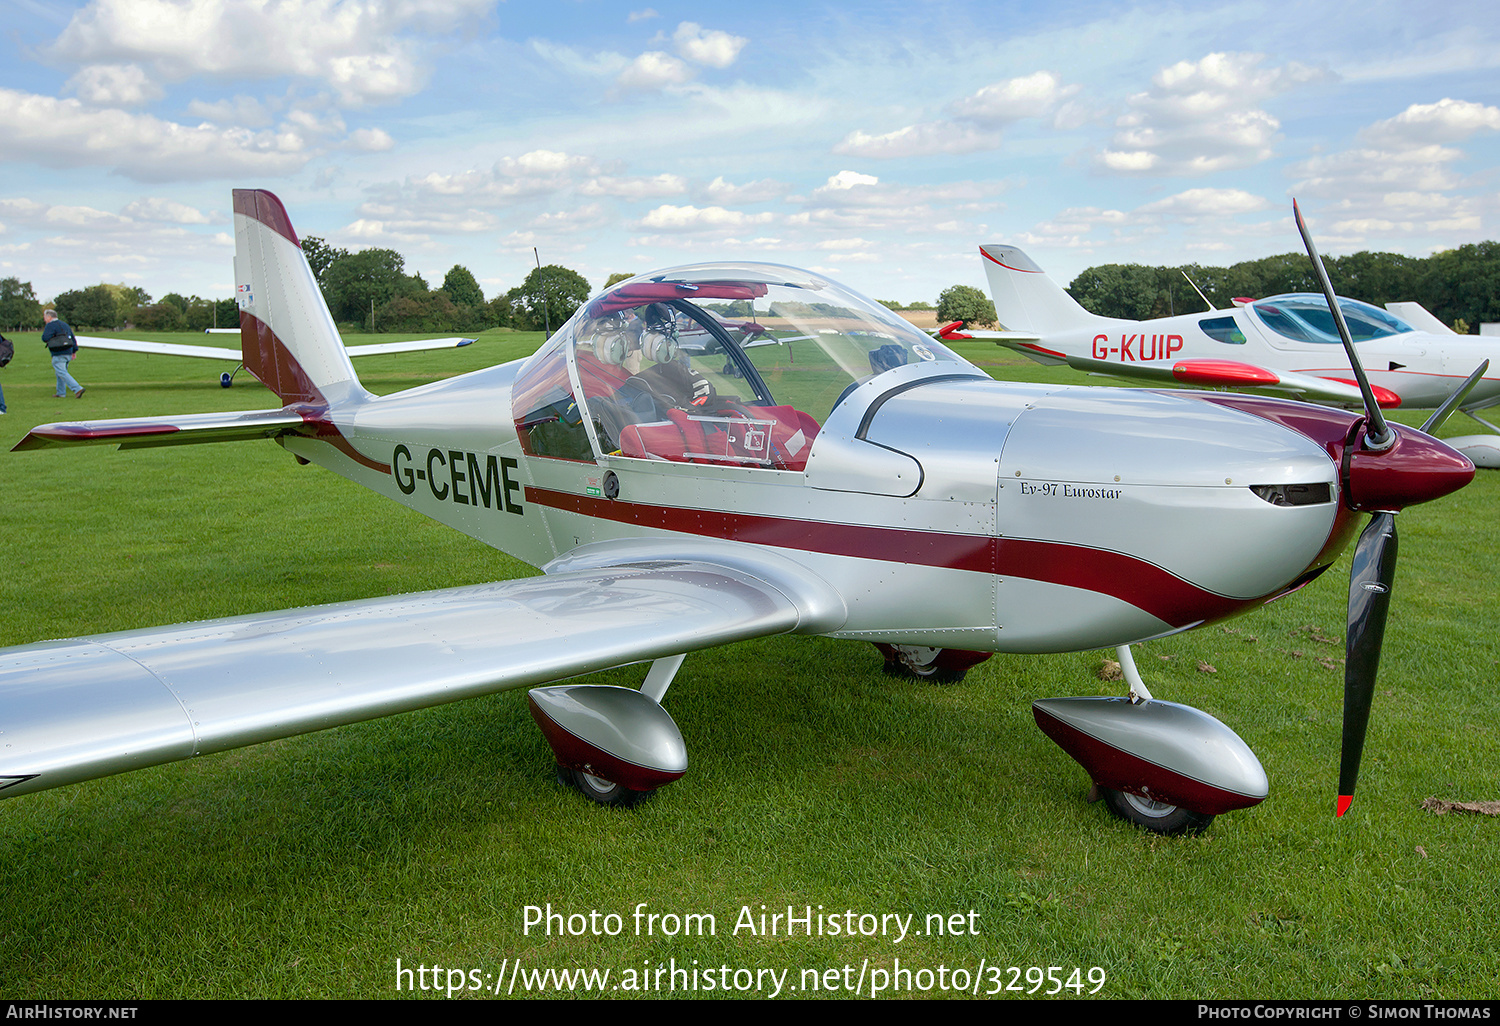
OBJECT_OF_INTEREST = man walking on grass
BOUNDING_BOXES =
[41,309,85,399]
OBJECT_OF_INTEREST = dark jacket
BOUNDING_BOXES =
[42,319,77,355]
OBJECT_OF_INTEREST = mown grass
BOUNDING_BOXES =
[1,331,1496,1000]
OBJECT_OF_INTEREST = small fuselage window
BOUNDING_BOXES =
[1199,316,1246,344]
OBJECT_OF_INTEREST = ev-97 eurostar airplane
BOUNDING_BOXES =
[0,191,1478,834]
[946,244,1500,468]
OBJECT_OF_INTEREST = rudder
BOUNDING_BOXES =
[234,190,364,407]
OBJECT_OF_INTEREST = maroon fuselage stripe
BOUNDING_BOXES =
[236,311,389,475]
[525,486,1261,627]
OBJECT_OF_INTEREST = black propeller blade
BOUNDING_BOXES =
[1293,198,1394,451]
[1293,199,1413,817]
[1339,511,1398,817]
[1421,360,1489,435]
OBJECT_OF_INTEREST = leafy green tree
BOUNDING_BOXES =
[301,236,349,290]
[488,292,517,329]
[133,302,187,331]
[604,272,635,289]
[323,248,411,326]
[936,284,997,327]
[517,265,591,334]
[1067,265,1161,320]
[52,284,120,329]
[441,265,486,308]
[0,277,42,330]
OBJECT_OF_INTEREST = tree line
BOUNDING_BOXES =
[298,237,596,334]
[9,239,1494,336]
[1065,243,1500,332]
[0,241,602,335]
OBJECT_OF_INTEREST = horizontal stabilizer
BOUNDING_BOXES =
[0,561,805,800]
[12,408,310,451]
[1384,302,1457,336]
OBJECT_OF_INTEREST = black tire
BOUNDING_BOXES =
[1101,787,1215,835]
[558,765,655,808]
[220,372,233,388]
[873,643,986,684]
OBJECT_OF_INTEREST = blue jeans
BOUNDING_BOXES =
[52,352,83,396]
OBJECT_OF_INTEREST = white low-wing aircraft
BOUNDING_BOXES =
[947,244,1500,467]
[0,191,1479,833]
[79,322,473,388]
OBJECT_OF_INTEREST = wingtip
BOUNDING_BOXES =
[1336,794,1354,817]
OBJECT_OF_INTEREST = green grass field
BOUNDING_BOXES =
[1,331,1496,1000]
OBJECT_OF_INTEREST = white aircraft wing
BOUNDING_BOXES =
[942,328,1386,406]
[1055,354,1382,405]
[0,559,814,800]
[78,335,242,361]
[76,335,475,361]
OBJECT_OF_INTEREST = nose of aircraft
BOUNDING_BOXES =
[1343,423,1475,512]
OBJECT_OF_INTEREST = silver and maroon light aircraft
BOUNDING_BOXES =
[0,191,1478,834]
[947,243,1500,468]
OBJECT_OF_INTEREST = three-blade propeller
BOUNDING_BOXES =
[1294,200,1483,817]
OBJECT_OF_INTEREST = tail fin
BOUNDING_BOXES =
[980,244,1106,336]
[234,189,364,407]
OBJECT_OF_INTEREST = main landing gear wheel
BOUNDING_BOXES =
[1101,788,1215,835]
[219,371,234,388]
[557,765,655,808]
[873,644,991,684]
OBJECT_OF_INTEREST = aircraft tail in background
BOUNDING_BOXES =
[979,244,1109,337]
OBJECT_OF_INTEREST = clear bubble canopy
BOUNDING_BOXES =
[513,263,970,470]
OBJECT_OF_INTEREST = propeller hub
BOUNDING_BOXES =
[1343,424,1474,513]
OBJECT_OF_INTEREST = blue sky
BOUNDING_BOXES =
[2,0,1498,308]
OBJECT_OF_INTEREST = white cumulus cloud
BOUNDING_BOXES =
[616,51,694,92]
[53,0,493,106]
[836,70,1077,159]
[0,87,311,181]
[637,204,773,231]
[673,22,747,69]
[1097,52,1327,176]
[66,63,163,106]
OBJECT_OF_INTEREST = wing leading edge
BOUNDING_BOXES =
[0,560,815,801]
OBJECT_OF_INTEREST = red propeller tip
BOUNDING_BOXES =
[1336,795,1354,817]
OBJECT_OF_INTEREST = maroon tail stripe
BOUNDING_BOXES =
[233,189,300,247]
[525,486,1258,627]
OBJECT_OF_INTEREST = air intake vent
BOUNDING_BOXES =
[1249,483,1332,507]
